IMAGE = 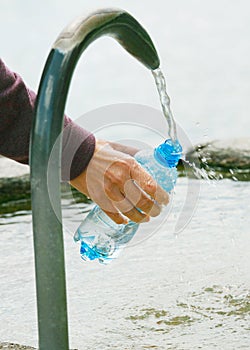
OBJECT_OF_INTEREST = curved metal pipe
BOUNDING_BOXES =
[30,8,160,350]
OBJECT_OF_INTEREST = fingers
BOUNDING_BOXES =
[88,157,168,223]
[130,162,169,206]
[102,209,128,225]
[104,208,149,225]
[123,179,161,217]
[100,194,150,224]
[104,183,151,223]
[109,141,139,156]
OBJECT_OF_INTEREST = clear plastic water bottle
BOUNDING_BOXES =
[74,139,182,264]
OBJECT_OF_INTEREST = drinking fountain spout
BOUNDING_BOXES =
[30,8,160,350]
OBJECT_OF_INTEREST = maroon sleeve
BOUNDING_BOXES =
[0,58,95,181]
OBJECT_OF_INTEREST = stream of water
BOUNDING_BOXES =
[152,68,178,142]
[152,68,214,186]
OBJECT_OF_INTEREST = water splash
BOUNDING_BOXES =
[152,68,177,142]
[183,159,213,182]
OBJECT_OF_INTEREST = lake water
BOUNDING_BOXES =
[0,178,249,349]
[0,0,250,349]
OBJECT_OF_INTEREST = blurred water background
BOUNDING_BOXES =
[0,0,249,349]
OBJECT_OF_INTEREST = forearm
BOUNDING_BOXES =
[0,58,95,180]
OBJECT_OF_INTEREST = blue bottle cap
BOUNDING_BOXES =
[154,139,182,168]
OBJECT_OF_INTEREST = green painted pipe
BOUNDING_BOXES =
[30,8,160,350]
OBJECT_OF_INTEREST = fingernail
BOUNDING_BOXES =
[140,216,150,223]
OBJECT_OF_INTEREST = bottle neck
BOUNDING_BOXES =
[154,139,182,168]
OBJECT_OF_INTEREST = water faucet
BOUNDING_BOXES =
[30,8,160,350]
[53,8,160,69]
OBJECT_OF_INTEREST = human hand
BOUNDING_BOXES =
[70,140,169,224]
